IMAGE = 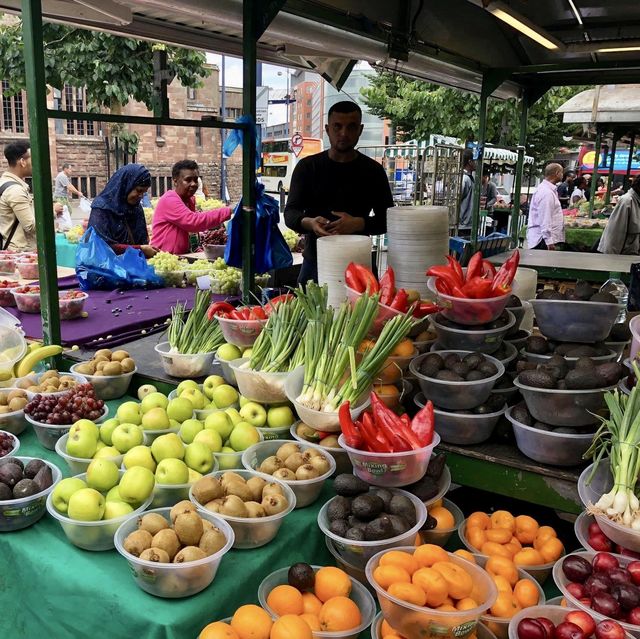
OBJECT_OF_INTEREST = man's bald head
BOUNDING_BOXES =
[544,163,564,184]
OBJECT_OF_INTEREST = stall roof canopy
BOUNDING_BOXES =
[385,140,534,165]
[557,85,640,124]
[2,0,640,98]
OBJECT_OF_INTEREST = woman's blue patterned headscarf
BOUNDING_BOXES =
[91,164,151,217]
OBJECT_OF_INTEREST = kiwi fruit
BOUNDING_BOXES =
[258,456,283,475]
[262,494,289,515]
[139,547,170,563]
[309,455,331,476]
[219,495,249,518]
[8,397,27,411]
[224,480,253,502]
[244,501,267,517]
[123,529,153,557]
[276,442,300,460]
[173,546,207,563]
[111,350,130,362]
[151,528,181,560]
[173,511,204,546]
[199,528,227,555]
[170,500,196,523]
[262,482,285,498]
[284,452,305,472]
[246,476,266,502]
[203,500,221,513]
[192,476,224,504]
[95,348,113,359]
[302,448,322,461]
[295,464,321,480]
[220,472,246,488]
[139,512,170,536]
[102,362,123,376]
[273,468,296,481]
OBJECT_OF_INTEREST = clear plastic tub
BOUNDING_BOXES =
[189,469,296,549]
[55,432,123,474]
[69,362,135,400]
[45,469,153,551]
[0,456,61,531]
[0,391,27,435]
[241,438,336,508]
[0,429,19,457]
[530,299,623,344]
[325,537,371,591]
[258,564,376,639]
[59,291,88,320]
[458,520,556,584]
[620,378,632,396]
[366,546,499,639]
[0,257,16,275]
[114,506,234,598]
[372,380,413,411]
[11,288,41,313]
[142,424,181,446]
[0,282,19,306]
[213,449,244,471]
[428,276,511,326]
[257,424,291,441]
[574,511,598,552]
[22,370,88,399]
[338,431,440,487]
[522,349,618,369]
[577,461,640,553]
[154,341,215,379]
[0,326,26,382]
[490,383,520,406]
[151,460,219,509]
[495,343,518,368]
[228,357,290,404]
[284,365,370,433]
[505,330,531,352]
[409,351,504,411]
[419,497,464,547]
[424,465,452,507]
[505,406,593,466]
[217,315,267,348]
[507,606,599,639]
[415,392,504,446]
[429,311,515,354]
[553,550,640,639]
[214,356,237,386]
[345,286,404,336]
[25,405,109,450]
[185,269,210,285]
[605,340,629,362]
[371,614,498,639]
[16,260,39,280]
[505,305,526,334]
[203,245,225,260]
[156,269,186,287]
[289,422,352,476]
[318,489,427,570]
[513,377,613,427]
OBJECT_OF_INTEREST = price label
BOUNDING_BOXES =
[196,275,211,290]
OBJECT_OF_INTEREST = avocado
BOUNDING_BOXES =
[466,370,487,381]
[553,427,578,434]
[516,361,538,374]
[473,404,492,414]
[421,514,439,531]
[404,475,439,502]
[364,515,395,541]
[512,403,533,426]
[590,292,618,304]
[327,496,352,521]
[444,353,461,369]
[491,344,509,361]
[507,294,522,307]
[596,362,625,386]
[421,353,444,371]
[386,514,411,536]
[609,322,631,341]
[557,380,567,390]
[23,459,45,479]
[388,495,416,526]
[0,457,23,471]
[537,363,563,382]
[425,451,446,479]
[564,369,601,390]
[351,494,384,521]
[526,335,549,355]
[33,465,53,492]
[371,488,393,510]
[574,357,596,371]
[420,361,442,377]
[533,422,555,432]
[449,362,470,378]
[347,516,366,529]
[565,345,599,358]
[462,353,484,370]
[478,361,498,376]
[12,478,39,499]
[574,280,597,301]
[288,563,315,591]
[329,519,349,537]
[518,370,556,389]
[436,370,464,382]
[333,474,369,497]
[345,527,366,541]
[486,394,507,411]
[538,289,564,300]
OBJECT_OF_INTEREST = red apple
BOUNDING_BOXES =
[565,611,596,638]
[595,620,625,639]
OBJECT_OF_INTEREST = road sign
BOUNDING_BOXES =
[256,86,269,126]
[291,133,304,157]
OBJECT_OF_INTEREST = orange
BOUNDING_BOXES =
[504,538,523,556]
[561,597,568,607]
[314,567,352,602]
[514,515,539,544]
[411,567,448,607]
[380,551,419,576]
[490,511,516,532]
[485,528,513,544]
[301,592,323,615]
[266,585,304,616]
[318,596,362,631]
[456,597,479,611]
[490,591,521,618]
[432,561,473,600]
[437,604,458,612]
[270,615,312,639]
[380,619,404,638]
[414,544,449,568]
[486,556,519,587]
[374,384,400,399]
[431,498,443,508]
[480,541,513,559]
[199,622,240,639]
[492,575,514,593]
[373,565,412,589]
[533,526,557,550]
[376,360,402,384]
[466,526,487,550]
[453,549,476,564]
[392,338,415,357]
[513,548,545,567]
[358,339,376,354]
[539,537,564,563]
[388,582,428,607]
[231,605,273,639]
[299,614,321,631]
[430,506,455,530]
[442,596,455,606]
[467,512,491,530]
[513,579,540,608]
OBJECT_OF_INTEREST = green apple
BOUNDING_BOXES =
[95,440,105,451]
[217,446,240,470]
[225,407,243,426]
[202,375,225,400]
[242,348,253,358]
[86,458,120,492]
[184,441,214,473]
[179,418,204,444]
[103,500,134,520]
[118,466,155,504]
[140,392,169,414]
[217,343,241,361]
[141,407,170,431]
[67,488,106,521]
[193,428,223,453]
[105,485,122,502]
[123,445,157,472]
[137,384,158,400]
[267,405,295,429]
[188,468,203,483]
[169,419,180,429]
[94,445,120,460]
[65,429,98,459]
[155,458,189,485]
[238,395,251,408]
[166,397,194,423]
[69,418,99,441]
[229,421,261,452]
[111,423,144,453]
[150,432,185,462]
[51,477,87,514]
[176,380,199,395]
[204,411,234,441]
[116,401,142,425]
[99,418,120,445]
[239,402,267,427]
[212,384,239,409]
[181,388,206,410]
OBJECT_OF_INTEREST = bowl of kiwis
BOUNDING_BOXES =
[523,335,618,369]
[409,351,504,411]
[189,470,296,549]
[16,370,87,400]
[70,349,136,400]
[114,503,234,598]
[429,311,515,354]
[0,387,28,435]
[241,439,336,508]
[290,421,353,476]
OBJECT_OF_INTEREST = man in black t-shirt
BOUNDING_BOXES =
[284,100,394,284]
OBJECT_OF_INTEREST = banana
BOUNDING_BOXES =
[15,344,63,378]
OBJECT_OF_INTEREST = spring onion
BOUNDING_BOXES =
[167,289,225,354]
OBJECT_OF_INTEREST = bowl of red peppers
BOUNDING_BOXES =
[427,251,520,326]
[337,392,440,488]
[209,302,268,348]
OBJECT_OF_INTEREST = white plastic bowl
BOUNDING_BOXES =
[217,315,266,348]
[372,614,499,639]
[69,362,135,400]
[55,433,124,474]
[214,356,237,386]
[154,341,215,379]
[420,497,464,547]
[429,311,516,354]
[290,421,352,476]
[19,371,88,399]
[241,438,336,508]
[0,429,19,458]
[114,506,234,598]
[325,536,371,591]
[228,357,290,404]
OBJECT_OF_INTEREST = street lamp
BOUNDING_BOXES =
[278,69,292,136]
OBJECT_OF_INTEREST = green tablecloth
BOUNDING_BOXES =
[55,233,78,268]
[564,227,604,251]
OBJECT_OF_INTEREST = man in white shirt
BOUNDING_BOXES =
[53,163,83,204]
[526,163,565,250]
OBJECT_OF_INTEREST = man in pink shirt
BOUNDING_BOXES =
[526,163,565,251]
[151,159,232,254]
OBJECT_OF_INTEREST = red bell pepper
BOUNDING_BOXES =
[466,251,483,281]
[358,411,390,452]
[481,260,496,278]
[412,400,435,447]
[265,294,294,314]
[352,264,379,294]
[207,301,235,321]
[338,402,363,449]
[426,266,461,292]
[370,392,422,452]
[413,302,441,318]
[389,288,409,312]
[435,279,452,295]
[379,267,396,306]
[345,263,366,293]
[446,255,464,286]
[462,276,495,299]
[492,250,520,294]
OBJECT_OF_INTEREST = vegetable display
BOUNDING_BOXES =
[207,303,267,321]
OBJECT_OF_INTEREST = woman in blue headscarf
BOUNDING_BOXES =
[88,164,158,257]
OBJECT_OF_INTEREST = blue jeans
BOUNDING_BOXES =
[297,259,318,287]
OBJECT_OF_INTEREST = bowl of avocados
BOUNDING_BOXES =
[523,334,618,369]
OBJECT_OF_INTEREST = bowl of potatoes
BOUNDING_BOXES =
[70,349,137,400]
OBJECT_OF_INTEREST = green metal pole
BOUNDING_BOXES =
[22,0,60,345]
[605,133,618,206]
[241,0,257,303]
[511,94,529,247]
[589,126,602,219]
[625,131,636,192]
[470,82,490,249]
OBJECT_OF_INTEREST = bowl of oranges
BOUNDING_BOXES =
[371,612,499,639]
[366,545,498,639]
[258,563,376,639]
[458,510,565,584]
[419,497,464,547]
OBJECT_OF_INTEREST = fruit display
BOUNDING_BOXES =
[0,430,18,457]
[416,351,499,382]
[294,422,342,449]
[524,336,615,361]
[517,357,624,391]
[197,605,276,639]
[282,228,301,252]
[72,349,136,377]
[25,384,105,425]
[14,343,64,379]
[12,286,88,319]
[515,609,625,639]
[0,388,28,413]
[16,370,83,395]
[200,227,227,246]
[537,281,619,303]
[403,451,448,505]
[64,225,84,243]
[0,280,19,306]
[16,256,39,280]
[253,441,332,482]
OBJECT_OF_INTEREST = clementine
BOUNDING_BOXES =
[301,592,323,615]
[318,596,362,631]
[413,544,449,568]
[513,579,540,608]
[388,582,428,607]
[373,564,412,589]
[266,585,304,616]
[314,566,352,602]
[299,614,321,631]
[199,622,240,639]
[411,567,448,607]
[380,550,419,576]
[230,605,273,639]
[270,614,312,639]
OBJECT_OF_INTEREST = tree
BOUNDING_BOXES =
[361,71,584,164]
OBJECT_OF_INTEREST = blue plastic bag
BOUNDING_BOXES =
[75,228,164,290]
